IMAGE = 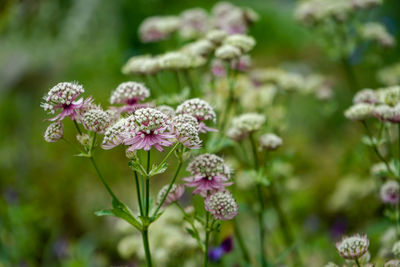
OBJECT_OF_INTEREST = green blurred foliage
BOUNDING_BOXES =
[1,0,400,266]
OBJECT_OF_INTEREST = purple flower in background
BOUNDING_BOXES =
[211,59,227,77]
[208,237,234,262]
[380,180,399,205]
[330,217,348,239]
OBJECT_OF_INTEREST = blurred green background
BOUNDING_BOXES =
[1,0,400,266]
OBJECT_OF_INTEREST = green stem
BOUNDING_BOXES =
[145,150,151,216]
[158,143,180,168]
[151,161,183,218]
[89,157,119,201]
[233,218,251,264]
[355,258,361,267]
[362,121,393,176]
[134,171,144,216]
[142,229,153,267]
[249,134,267,267]
[341,56,358,92]
[174,70,181,92]
[73,120,82,135]
[204,212,210,267]
[183,69,195,97]
[398,123,400,177]
[175,202,205,251]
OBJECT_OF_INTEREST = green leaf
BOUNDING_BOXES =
[95,209,114,216]
[95,200,142,230]
[390,158,400,177]
[148,162,168,177]
[246,169,270,186]
[361,136,385,147]
[185,227,196,238]
[128,161,146,176]
[74,153,91,158]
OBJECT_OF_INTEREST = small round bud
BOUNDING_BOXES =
[204,191,238,221]
[215,44,241,60]
[259,133,283,151]
[336,234,369,260]
[380,180,399,205]
[44,122,64,142]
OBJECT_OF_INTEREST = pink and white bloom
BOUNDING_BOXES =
[380,180,399,205]
[123,108,175,151]
[176,98,217,133]
[110,82,151,114]
[172,114,202,149]
[41,82,91,121]
[204,190,238,220]
[156,184,185,207]
[184,153,232,197]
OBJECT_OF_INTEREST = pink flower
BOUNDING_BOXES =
[380,180,399,205]
[184,153,232,197]
[156,184,185,207]
[41,82,91,121]
[211,59,227,77]
[123,108,175,151]
[110,82,151,114]
[176,98,217,133]
[172,114,202,149]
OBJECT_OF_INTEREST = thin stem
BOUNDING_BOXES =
[183,69,194,97]
[151,161,183,218]
[61,137,81,152]
[158,143,180,168]
[134,171,144,216]
[175,202,205,251]
[249,134,267,267]
[141,229,153,267]
[204,212,210,267]
[73,120,82,135]
[145,150,151,216]
[355,258,361,267]
[233,218,251,264]
[174,70,181,92]
[362,121,393,175]
[89,157,118,201]
[398,123,400,177]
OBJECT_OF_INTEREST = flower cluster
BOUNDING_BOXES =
[336,234,369,260]
[82,108,112,134]
[259,133,283,151]
[110,82,150,113]
[295,0,382,26]
[176,98,217,132]
[229,113,265,137]
[172,114,202,149]
[41,82,91,121]
[184,153,232,197]
[345,86,400,123]
[139,16,180,43]
[359,22,395,48]
[204,191,238,221]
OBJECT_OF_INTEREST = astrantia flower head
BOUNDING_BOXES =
[41,82,90,121]
[182,39,215,58]
[336,234,369,260]
[259,133,283,151]
[215,44,242,60]
[353,89,378,104]
[360,22,395,47]
[184,153,232,197]
[179,8,209,39]
[380,86,400,106]
[157,105,176,118]
[156,184,185,207]
[380,180,399,205]
[172,114,202,148]
[110,82,150,105]
[226,126,247,141]
[204,190,238,220]
[385,259,400,267]
[206,29,228,44]
[392,241,400,257]
[373,104,400,123]
[110,82,150,113]
[82,108,111,134]
[102,118,127,149]
[139,16,180,43]
[44,122,64,142]
[176,98,217,133]
[231,113,266,133]
[224,34,256,53]
[123,108,175,151]
[159,52,192,70]
[122,55,159,75]
[344,103,374,121]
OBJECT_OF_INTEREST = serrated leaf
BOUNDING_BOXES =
[128,161,146,176]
